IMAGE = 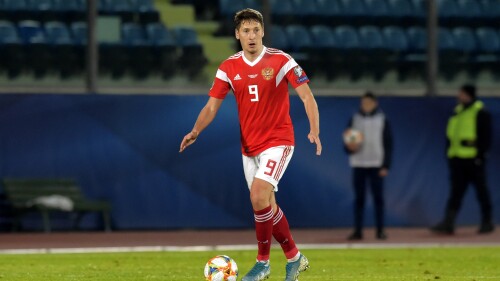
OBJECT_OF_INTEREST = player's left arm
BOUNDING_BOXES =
[295,83,322,156]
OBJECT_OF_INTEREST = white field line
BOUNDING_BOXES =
[0,242,499,255]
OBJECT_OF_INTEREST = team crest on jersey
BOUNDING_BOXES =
[261,67,274,81]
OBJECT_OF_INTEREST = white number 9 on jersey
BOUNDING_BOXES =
[248,85,259,102]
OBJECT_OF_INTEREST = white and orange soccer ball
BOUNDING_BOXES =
[343,128,364,145]
[204,255,238,281]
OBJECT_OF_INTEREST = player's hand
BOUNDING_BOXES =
[308,133,322,156]
[179,131,199,153]
[379,168,389,177]
[346,142,360,152]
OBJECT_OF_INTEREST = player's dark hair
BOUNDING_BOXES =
[362,91,377,101]
[234,8,264,30]
[460,84,476,99]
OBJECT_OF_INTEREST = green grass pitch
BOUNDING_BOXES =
[0,247,499,280]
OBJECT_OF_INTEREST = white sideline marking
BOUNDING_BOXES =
[0,242,499,255]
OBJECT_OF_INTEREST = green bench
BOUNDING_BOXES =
[2,178,111,233]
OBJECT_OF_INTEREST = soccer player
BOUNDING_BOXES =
[179,8,321,281]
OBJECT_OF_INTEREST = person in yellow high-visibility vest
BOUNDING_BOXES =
[431,84,494,235]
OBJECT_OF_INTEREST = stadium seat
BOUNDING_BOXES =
[314,0,342,25]
[340,0,367,25]
[358,26,389,80]
[101,0,135,22]
[18,20,50,77]
[122,23,153,78]
[438,27,461,80]
[387,0,417,25]
[1,0,29,22]
[172,26,207,77]
[290,0,318,23]
[146,23,177,78]
[219,0,245,18]
[480,0,500,26]
[437,0,459,22]
[383,26,409,80]
[70,21,87,45]
[474,27,500,76]
[410,0,426,21]
[129,0,160,23]
[456,0,484,26]
[404,26,427,80]
[45,21,79,78]
[244,0,262,11]
[270,0,294,24]
[309,25,336,77]
[452,27,477,54]
[269,25,290,51]
[333,25,361,80]
[284,24,312,52]
[364,0,391,25]
[0,20,23,77]
[53,0,86,22]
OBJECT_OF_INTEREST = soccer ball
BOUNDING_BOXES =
[204,255,238,281]
[343,128,363,145]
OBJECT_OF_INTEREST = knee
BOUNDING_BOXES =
[250,189,269,210]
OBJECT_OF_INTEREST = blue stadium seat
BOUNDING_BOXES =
[314,0,341,17]
[383,26,409,52]
[284,24,312,51]
[172,26,200,47]
[270,0,294,24]
[128,0,160,23]
[122,23,147,46]
[269,25,290,51]
[27,0,53,11]
[2,0,28,11]
[244,0,262,11]
[0,20,22,77]
[18,20,51,77]
[0,20,20,44]
[102,0,134,14]
[364,0,391,23]
[290,0,317,19]
[172,26,207,77]
[438,28,455,51]
[70,22,87,45]
[456,0,483,22]
[480,0,500,25]
[53,0,86,12]
[45,21,80,78]
[410,0,426,20]
[18,20,46,44]
[219,0,245,18]
[452,27,477,54]
[340,0,366,22]
[437,0,459,22]
[309,25,335,48]
[333,25,360,49]
[145,23,177,78]
[475,27,500,54]
[146,23,175,46]
[44,21,72,45]
[358,26,385,50]
[406,26,426,52]
[387,0,414,20]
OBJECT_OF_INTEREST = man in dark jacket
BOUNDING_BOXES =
[345,92,393,240]
[431,84,494,235]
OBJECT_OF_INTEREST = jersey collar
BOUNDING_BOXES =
[242,46,267,67]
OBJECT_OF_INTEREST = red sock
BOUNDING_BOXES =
[254,205,274,261]
[272,206,298,259]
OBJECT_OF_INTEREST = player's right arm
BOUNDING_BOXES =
[179,97,224,152]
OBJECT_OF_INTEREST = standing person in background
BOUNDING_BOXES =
[179,8,321,281]
[431,84,494,235]
[344,92,393,240]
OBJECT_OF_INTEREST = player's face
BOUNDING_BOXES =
[361,97,377,113]
[457,90,472,105]
[235,20,264,55]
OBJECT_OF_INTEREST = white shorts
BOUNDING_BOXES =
[242,145,294,192]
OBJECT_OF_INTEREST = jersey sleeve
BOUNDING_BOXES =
[208,65,232,99]
[284,59,309,89]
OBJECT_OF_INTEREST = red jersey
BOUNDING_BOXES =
[209,47,309,156]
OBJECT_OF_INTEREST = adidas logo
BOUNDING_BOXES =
[234,74,242,80]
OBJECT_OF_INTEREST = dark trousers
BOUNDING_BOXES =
[352,167,384,233]
[444,158,493,224]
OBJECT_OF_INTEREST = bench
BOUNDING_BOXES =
[2,178,111,233]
